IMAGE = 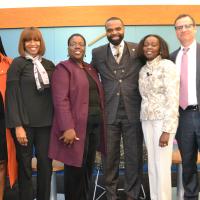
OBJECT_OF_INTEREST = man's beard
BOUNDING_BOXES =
[107,34,124,46]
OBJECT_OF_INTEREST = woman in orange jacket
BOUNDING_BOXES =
[0,36,17,200]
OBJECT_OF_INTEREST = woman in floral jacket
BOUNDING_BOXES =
[137,34,179,200]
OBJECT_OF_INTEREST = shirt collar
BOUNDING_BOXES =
[146,55,162,68]
[180,40,196,52]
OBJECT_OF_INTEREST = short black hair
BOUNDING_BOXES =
[67,33,86,46]
[105,17,124,27]
[137,34,169,63]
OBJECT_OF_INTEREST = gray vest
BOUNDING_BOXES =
[106,44,135,122]
[94,42,142,124]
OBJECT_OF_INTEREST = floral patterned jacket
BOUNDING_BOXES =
[139,55,179,134]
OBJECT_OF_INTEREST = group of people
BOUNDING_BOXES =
[0,13,200,200]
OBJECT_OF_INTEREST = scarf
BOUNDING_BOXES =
[25,53,50,91]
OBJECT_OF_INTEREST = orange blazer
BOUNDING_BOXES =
[0,53,17,187]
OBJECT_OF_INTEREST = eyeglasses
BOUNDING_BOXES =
[175,24,194,31]
[69,42,85,47]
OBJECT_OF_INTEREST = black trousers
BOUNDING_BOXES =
[64,119,99,200]
[12,126,52,200]
[0,118,6,162]
[176,109,200,200]
[103,108,143,200]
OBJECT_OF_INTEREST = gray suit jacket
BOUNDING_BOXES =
[91,41,143,124]
[170,42,200,110]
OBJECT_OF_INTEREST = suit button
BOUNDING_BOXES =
[114,70,117,74]
[116,92,120,96]
[119,79,122,83]
[122,70,124,73]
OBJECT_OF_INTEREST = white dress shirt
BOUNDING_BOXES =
[176,40,197,106]
[110,40,124,62]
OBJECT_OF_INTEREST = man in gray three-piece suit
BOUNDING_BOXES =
[91,17,143,200]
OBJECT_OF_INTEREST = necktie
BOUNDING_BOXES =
[180,48,189,109]
[114,46,121,64]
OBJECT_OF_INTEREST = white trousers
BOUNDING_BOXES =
[142,120,175,200]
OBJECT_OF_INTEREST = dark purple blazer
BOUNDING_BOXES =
[48,58,106,167]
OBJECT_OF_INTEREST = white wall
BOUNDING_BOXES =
[1,0,200,8]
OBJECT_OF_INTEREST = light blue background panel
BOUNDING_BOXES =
[1,26,200,65]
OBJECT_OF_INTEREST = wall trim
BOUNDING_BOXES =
[0,5,200,28]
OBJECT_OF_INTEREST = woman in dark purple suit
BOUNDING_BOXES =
[49,33,106,200]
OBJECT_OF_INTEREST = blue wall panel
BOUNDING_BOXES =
[0,26,199,65]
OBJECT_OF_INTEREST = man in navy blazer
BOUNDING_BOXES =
[171,14,200,200]
[91,17,143,200]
